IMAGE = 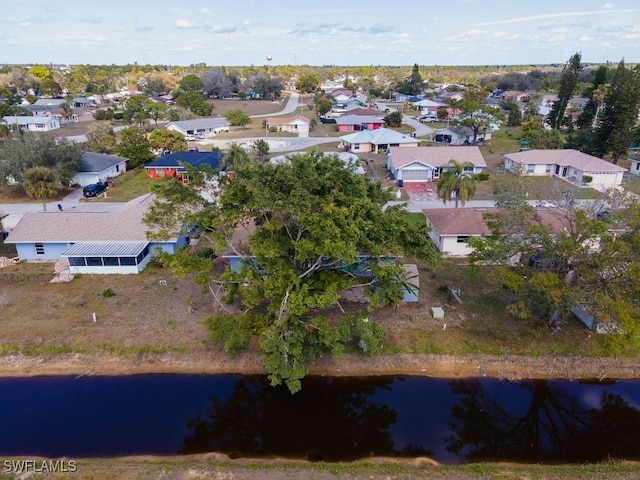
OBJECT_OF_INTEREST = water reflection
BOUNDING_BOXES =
[446,379,640,463]
[1,375,640,463]
[180,375,431,461]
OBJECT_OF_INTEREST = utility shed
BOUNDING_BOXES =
[430,307,445,319]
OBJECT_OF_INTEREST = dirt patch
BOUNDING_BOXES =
[0,261,638,382]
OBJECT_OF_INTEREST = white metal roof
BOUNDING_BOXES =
[61,241,148,257]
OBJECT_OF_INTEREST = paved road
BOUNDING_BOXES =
[251,91,301,118]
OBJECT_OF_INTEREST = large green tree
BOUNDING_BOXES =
[436,160,478,208]
[468,191,640,345]
[144,152,439,393]
[23,166,59,212]
[149,129,187,154]
[595,60,640,164]
[224,110,251,128]
[0,133,82,186]
[453,86,503,145]
[297,72,320,93]
[115,126,154,168]
[547,52,582,130]
[85,121,117,153]
[176,91,213,116]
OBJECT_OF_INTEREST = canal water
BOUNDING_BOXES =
[1,374,640,464]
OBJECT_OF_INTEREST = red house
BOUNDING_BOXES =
[335,114,385,132]
[145,151,225,182]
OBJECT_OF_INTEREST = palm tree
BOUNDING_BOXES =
[251,139,270,163]
[59,101,74,124]
[23,167,59,212]
[436,160,478,208]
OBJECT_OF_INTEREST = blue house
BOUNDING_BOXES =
[5,194,186,274]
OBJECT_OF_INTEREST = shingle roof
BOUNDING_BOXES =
[504,149,627,173]
[389,146,487,169]
[145,151,224,169]
[5,194,164,243]
[265,114,310,125]
[423,207,572,236]
[78,152,128,173]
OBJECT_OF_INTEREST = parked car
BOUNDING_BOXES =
[82,182,107,198]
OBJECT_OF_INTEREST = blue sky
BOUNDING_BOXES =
[2,0,639,66]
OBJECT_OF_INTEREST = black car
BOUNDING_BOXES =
[82,182,107,198]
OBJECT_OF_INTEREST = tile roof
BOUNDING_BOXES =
[5,194,166,243]
[504,149,627,173]
[389,146,487,169]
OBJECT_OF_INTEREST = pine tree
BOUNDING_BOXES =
[547,52,582,130]
[596,60,640,164]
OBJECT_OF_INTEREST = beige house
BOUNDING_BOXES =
[503,149,627,190]
[387,146,486,182]
[339,128,418,153]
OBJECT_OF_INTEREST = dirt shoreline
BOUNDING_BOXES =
[1,351,639,381]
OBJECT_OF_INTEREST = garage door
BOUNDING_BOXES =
[401,169,430,181]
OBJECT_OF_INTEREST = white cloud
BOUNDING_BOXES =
[18,21,31,27]
[602,3,615,8]
[200,7,209,14]
[176,19,193,29]
[579,35,595,41]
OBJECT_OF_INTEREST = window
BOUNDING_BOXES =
[35,243,45,255]
[463,166,474,173]
[86,257,102,266]
[354,143,360,150]
[456,236,469,243]
[120,257,136,266]
[68,257,85,267]
[545,164,552,173]
[527,164,535,173]
[116,165,120,173]
[103,257,119,266]
[155,168,165,177]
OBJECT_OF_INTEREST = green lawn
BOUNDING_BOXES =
[96,168,154,201]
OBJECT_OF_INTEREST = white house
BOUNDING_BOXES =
[503,149,627,189]
[339,128,418,153]
[387,146,486,182]
[629,156,640,177]
[423,207,570,256]
[72,152,127,186]
[166,118,231,137]
[265,115,310,137]
[2,116,60,132]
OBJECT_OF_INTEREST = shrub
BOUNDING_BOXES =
[102,288,115,298]
[474,172,490,181]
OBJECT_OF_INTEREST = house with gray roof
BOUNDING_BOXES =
[166,117,231,137]
[1,115,60,132]
[73,151,128,186]
[433,126,492,145]
[339,128,418,153]
[503,149,627,190]
[4,194,186,274]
